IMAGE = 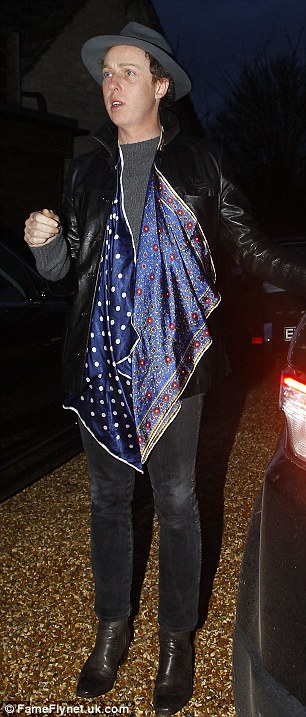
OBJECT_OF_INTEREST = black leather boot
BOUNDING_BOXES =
[153,628,193,715]
[76,618,130,698]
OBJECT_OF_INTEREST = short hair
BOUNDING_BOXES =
[145,52,176,106]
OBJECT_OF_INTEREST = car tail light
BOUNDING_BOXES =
[280,370,306,462]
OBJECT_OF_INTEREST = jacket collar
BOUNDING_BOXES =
[93,109,180,158]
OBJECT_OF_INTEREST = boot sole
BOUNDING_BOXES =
[153,689,193,715]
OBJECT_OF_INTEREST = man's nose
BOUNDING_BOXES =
[108,73,120,91]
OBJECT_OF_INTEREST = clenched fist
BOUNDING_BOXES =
[24,208,60,247]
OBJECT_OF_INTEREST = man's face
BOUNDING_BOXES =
[102,45,168,141]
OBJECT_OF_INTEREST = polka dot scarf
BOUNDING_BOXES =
[64,156,220,471]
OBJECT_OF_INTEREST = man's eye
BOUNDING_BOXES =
[102,70,112,80]
[126,69,135,77]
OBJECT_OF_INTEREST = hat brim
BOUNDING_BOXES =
[81,35,191,101]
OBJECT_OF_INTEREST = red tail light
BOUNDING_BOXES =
[282,375,306,394]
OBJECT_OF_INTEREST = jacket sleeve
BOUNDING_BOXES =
[219,161,306,297]
[45,160,81,296]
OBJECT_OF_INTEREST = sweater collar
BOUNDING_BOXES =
[93,109,180,158]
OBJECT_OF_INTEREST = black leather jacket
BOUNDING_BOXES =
[48,112,306,395]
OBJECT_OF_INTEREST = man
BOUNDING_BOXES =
[24,22,305,716]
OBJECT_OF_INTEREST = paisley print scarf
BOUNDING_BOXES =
[64,152,220,471]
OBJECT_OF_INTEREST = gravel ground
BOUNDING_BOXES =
[1,360,284,716]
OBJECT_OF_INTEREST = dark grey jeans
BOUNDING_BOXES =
[79,394,203,632]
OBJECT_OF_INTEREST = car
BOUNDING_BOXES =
[233,313,306,716]
[0,241,81,501]
[250,238,306,353]
[222,237,306,371]
[0,241,68,345]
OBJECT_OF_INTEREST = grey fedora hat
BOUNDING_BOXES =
[81,22,191,101]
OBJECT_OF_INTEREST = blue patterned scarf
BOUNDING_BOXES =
[64,152,220,471]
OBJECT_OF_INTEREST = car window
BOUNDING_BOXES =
[0,268,27,302]
[0,245,40,301]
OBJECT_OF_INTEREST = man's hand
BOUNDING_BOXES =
[24,208,60,247]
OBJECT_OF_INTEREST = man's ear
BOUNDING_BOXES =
[155,78,169,100]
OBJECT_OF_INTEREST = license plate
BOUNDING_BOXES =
[284,326,296,341]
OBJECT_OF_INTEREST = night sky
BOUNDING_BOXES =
[152,0,306,124]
